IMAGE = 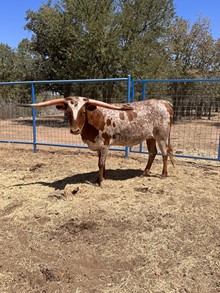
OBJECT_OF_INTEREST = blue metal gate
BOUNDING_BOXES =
[0,77,219,161]
[0,77,131,155]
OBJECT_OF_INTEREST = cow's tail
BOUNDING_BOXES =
[167,101,175,166]
[168,131,175,166]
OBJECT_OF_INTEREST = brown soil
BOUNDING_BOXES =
[0,144,219,293]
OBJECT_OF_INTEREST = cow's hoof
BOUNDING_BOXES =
[140,171,151,177]
[96,178,105,186]
[161,173,168,179]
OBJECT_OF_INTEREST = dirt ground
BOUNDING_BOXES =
[0,144,219,293]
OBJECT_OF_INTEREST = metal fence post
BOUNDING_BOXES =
[125,75,131,158]
[218,136,220,161]
[131,79,135,102]
[31,83,37,153]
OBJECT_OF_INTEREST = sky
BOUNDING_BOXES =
[0,0,219,49]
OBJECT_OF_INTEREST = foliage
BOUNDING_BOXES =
[0,43,16,81]
[167,16,217,79]
[0,0,219,112]
[22,0,174,99]
[164,17,220,119]
[0,41,39,103]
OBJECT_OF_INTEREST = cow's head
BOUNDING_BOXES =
[19,96,133,135]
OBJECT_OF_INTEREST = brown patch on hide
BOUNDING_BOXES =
[81,122,99,143]
[133,112,137,118]
[126,110,137,121]
[119,112,125,120]
[102,132,111,146]
[106,118,111,126]
[86,108,106,131]
[113,122,116,127]
[81,108,106,143]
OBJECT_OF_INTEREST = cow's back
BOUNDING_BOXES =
[97,99,171,147]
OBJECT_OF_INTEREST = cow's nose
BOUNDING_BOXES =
[70,129,80,135]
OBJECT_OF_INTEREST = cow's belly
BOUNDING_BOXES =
[110,134,147,147]
[82,127,153,150]
[83,136,147,150]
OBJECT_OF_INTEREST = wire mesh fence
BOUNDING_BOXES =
[0,78,130,153]
[131,79,220,161]
[0,78,219,161]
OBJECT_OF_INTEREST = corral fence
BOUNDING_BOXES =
[0,76,219,161]
[131,78,220,161]
[0,77,131,155]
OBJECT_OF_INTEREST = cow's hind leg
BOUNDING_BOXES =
[97,148,108,186]
[157,139,169,178]
[142,138,157,177]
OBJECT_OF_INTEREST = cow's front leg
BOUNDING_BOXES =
[97,148,108,186]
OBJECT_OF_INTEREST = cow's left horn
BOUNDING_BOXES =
[18,98,66,108]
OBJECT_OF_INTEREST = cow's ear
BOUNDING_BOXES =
[56,104,67,111]
[86,104,97,111]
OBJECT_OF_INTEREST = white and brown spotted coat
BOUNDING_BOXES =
[21,96,174,186]
[61,97,174,185]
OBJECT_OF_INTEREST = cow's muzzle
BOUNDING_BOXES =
[70,129,80,135]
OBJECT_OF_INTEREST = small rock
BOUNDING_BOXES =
[64,185,79,200]
[72,187,79,194]
[48,189,65,200]
[29,163,45,171]
[175,150,183,154]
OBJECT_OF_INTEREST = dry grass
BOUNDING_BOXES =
[0,144,219,292]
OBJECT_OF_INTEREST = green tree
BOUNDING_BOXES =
[116,0,174,79]
[0,44,18,104]
[167,16,216,79]
[0,41,39,104]
[166,16,218,120]
[24,0,174,100]
[16,39,39,82]
[0,43,16,81]
[212,38,220,78]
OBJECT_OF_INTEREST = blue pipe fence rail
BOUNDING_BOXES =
[0,77,131,155]
[0,76,219,161]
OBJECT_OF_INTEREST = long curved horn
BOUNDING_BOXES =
[18,98,66,108]
[87,98,133,110]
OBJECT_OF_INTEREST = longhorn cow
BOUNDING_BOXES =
[20,97,174,186]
